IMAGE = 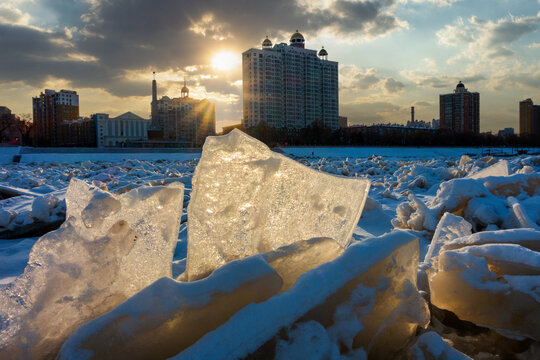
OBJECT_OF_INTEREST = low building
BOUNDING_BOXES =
[93,112,149,147]
[0,106,29,145]
[498,127,514,137]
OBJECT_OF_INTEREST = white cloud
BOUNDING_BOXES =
[436,13,540,61]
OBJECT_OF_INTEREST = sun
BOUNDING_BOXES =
[211,51,240,71]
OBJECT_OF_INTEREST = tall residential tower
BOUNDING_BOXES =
[242,31,339,130]
[32,89,79,146]
[439,81,480,134]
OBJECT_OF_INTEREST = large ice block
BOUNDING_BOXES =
[429,229,540,340]
[0,179,184,359]
[173,231,429,359]
[59,237,342,359]
[58,256,282,360]
[186,129,370,280]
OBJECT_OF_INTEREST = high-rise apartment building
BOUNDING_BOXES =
[519,98,540,136]
[32,89,79,146]
[439,81,480,134]
[148,78,216,147]
[242,31,338,130]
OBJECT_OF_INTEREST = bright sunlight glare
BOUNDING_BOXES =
[211,51,240,71]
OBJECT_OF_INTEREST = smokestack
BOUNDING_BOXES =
[152,71,157,103]
[411,106,415,123]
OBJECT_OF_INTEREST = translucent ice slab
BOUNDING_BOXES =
[429,229,540,340]
[186,129,370,280]
[0,179,184,359]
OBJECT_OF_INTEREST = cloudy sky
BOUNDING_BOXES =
[1,0,539,132]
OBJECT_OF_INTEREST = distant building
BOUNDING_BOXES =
[242,31,338,130]
[338,116,348,128]
[431,119,440,129]
[498,127,514,137]
[0,106,28,144]
[519,98,540,136]
[93,112,149,148]
[149,78,216,147]
[439,81,480,134]
[32,89,79,146]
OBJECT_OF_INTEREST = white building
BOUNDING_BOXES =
[93,112,149,147]
[242,31,339,130]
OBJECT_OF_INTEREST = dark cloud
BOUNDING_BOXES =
[0,0,403,98]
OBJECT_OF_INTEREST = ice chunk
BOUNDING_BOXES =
[429,229,540,340]
[0,192,65,239]
[0,179,184,359]
[424,213,472,264]
[508,196,540,230]
[468,160,509,179]
[173,231,429,359]
[394,173,540,232]
[186,129,370,280]
[58,256,282,360]
[409,332,471,360]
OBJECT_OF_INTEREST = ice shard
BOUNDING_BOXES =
[429,229,540,340]
[186,129,370,280]
[424,213,472,264]
[0,179,184,359]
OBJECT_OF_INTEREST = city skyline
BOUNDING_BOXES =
[1,0,540,132]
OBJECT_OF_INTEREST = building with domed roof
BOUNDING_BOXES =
[242,31,339,130]
[439,81,480,134]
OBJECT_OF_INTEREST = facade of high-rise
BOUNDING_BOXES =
[149,78,216,147]
[519,98,540,136]
[32,89,80,146]
[439,81,480,134]
[93,112,149,147]
[242,32,339,130]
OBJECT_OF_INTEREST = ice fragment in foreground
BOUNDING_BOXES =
[429,228,540,340]
[0,179,184,359]
[58,256,282,360]
[186,129,370,280]
[508,196,540,230]
[424,213,472,264]
[59,237,343,359]
[173,231,429,359]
